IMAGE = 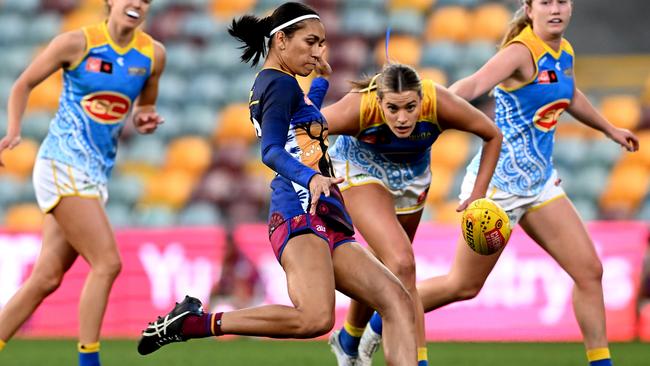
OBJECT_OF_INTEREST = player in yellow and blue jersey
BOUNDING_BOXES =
[322,63,502,366]
[0,1,165,365]
[137,3,417,365]
[409,2,639,366]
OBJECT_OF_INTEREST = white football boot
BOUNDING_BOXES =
[329,330,359,366]
[357,325,382,366]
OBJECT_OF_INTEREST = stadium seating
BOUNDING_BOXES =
[0,0,647,226]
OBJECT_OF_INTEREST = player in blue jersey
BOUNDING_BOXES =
[136,3,417,365]
[0,1,165,365]
[358,1,639,366]
[321,63,502,366]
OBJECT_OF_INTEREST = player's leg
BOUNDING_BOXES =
[0,214,78,343]
[51,197,122,350]
[333,241,417,366]
[519,196,611,365]
[417,236,503,312]
[337,184,426,362]
[357,210,430,365]
[138,232,338,356]
[217,233,337,337]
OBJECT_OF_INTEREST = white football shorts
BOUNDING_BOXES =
[33,158,108,213]
[332,157,431,215]
[459,169,566,228]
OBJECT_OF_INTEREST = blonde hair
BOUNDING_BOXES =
[499,0,532,48]
[350,63,422,99]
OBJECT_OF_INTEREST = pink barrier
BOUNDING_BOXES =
[0,222,646,341]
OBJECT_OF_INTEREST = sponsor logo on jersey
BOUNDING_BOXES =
[128,67,147,76]
[86,57,113,74]
[81,91,132,124]
[538,70,558,84]
[532,99,570,132]
[90,46,109,54]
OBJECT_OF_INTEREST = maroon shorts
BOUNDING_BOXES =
[269,212,356,261]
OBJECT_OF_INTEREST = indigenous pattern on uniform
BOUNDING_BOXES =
[38,22,154,185]
[467,25,575,196]
[329,79,441,192]
[249,69,353,237]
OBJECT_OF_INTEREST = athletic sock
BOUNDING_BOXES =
[0,339,6,351]
[418,347,428,366]
[369,312,383,335]
[78,342,100,366]
[338,321,364,356]
[181,312,224,338]
[587,347,612,366]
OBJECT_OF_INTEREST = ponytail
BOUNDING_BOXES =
[228,2,319,67]
[228,15,273,67]
[499,0,532,49]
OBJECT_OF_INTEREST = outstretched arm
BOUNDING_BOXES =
[567,88,638,152]
[0,30,86,166]
[449,43,532,101]
[321,92,362,136]
[436,86,503,211]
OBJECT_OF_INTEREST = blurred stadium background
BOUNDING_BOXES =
[0,0,649,364]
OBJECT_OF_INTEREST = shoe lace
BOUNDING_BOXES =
[142,311,190,338]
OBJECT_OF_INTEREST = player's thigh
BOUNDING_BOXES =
[51,196,119,266]
[30,214,78,286]
[342,184,413,264]
[520,196,600,278]
[280,233,336,312]
[332,242,408,311]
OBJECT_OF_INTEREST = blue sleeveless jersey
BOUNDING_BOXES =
[38,22,154,184]
[467,26,575,196]
[329,79,441,190]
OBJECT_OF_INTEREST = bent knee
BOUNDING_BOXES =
[295,311,334,338]
[385,255,417,287]
[574,258,603,285]
[31,272,65,295]
[451,280,484,301]
[91,258,122,279]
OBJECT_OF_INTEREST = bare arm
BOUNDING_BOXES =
[132,40,166,134]
[449,43,533,101]
[436,86,503,211]
[567,88,638,152]
[321,91,362,136]
[0,30,86,165]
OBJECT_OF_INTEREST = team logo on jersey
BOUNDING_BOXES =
[86,57,113,74]
[538,70,558,84]
[532,99,570,132]
[81,91,131,124]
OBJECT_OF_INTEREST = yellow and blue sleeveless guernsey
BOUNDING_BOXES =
[467,25,575,196]
[329,78,441,190]
[38,22,154,185]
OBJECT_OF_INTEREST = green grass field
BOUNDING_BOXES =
[2,339,649,365]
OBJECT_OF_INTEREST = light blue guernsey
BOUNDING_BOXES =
[38,22,154,185]
[467,25,575,196]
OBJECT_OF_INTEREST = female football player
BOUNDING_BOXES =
[322,63,502,366]
[0,1,165,365]
[136,3,417,365]
[358,1,639,366]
